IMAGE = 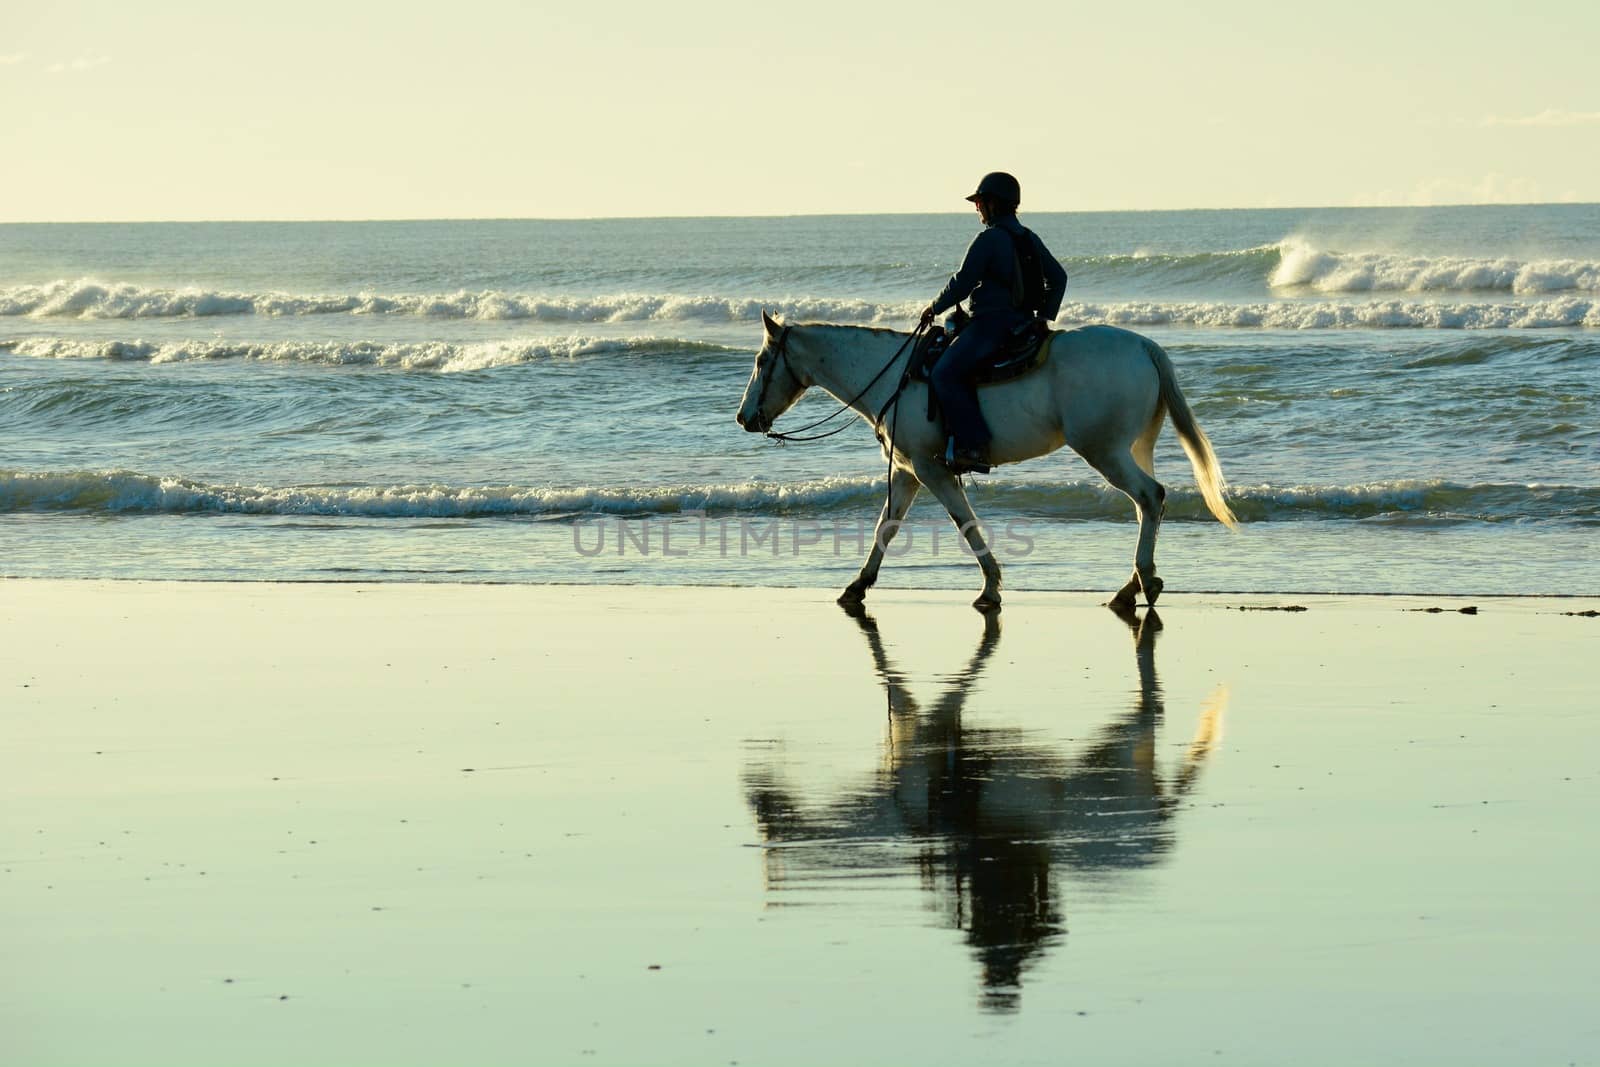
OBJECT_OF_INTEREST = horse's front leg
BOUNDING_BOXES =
[917,463,1002,612]
[839,466,922,607]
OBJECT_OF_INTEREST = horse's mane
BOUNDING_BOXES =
[789,321,908,340]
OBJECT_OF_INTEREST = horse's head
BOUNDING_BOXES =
[735,310,808,434]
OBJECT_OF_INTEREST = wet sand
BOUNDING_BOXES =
[4,580,1598,1066]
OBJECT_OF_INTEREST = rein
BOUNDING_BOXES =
[758,321,929,546]
[760,324,925,443]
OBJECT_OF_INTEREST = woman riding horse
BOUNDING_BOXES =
[919,172,1069,473]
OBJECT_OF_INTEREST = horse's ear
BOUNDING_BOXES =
[762,309,780,338]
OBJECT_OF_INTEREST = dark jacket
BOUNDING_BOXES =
[930,215,1068,320]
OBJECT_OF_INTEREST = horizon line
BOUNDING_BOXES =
[3,200,1596,226]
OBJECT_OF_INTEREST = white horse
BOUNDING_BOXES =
[735,312,1237,610]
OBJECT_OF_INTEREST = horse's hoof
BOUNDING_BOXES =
[1110,573,1141,609]
[1140,575,1165,607]
[837,585,866,607]
[973,594,1002,614]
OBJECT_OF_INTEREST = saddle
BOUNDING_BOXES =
[909,316,1053,422]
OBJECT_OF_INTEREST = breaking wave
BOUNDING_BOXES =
[0,471,888,519]
[0,279,914,324]
[1057,298,1600,330]
[1071,245,1281,287]
[0,335,737,370]
[4,470,1595,524]
[1270,239,1600,295]
[5,279,1598,332]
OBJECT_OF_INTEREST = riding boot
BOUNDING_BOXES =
[944,436,991,475]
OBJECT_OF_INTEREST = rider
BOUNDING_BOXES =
[919,172,1068,472]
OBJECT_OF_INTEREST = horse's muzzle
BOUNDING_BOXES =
[737,411,766,433]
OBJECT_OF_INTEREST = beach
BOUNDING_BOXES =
[5,579,1597,1066]
[4,205,1597,1064]
[9,1,1600,1059]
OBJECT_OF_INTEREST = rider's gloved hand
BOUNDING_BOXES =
[918,305,936,329]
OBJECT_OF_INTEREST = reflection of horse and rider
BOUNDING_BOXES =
[736,172,1237,612]
[743,604,1225,1013]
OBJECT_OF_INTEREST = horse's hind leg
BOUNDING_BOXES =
[840,466,921,606]
[1092,449,1167,608]
[917,462,1002,612]
[1109,408,1168,607]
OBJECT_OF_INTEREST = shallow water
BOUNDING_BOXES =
[3,207,1598,594]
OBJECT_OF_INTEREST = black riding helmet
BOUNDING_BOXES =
[965,172,1021,206]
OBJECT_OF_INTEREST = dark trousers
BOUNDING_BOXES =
[931,312,1025,450]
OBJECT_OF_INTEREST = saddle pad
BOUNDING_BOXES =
[975,325,1053,386]
[912,324,1054,387]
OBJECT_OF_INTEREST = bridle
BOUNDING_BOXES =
[749,326,799,437]
[749,319,934,539]
[755,323,925,444]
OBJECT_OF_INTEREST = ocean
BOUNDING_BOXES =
[2,206,1597,594]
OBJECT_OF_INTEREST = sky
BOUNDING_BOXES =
[3,0,1598,221]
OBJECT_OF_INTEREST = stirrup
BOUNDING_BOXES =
[944,438,991,475]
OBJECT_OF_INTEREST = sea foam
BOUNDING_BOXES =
[1057,298,1600,330]
[0,279,914,324]
[1270,239,1600,295]
[3,470,1593,523]
[0,335,737,371]
[5,279,1598,332]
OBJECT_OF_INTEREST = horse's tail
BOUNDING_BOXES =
[1143,338,1239,530]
